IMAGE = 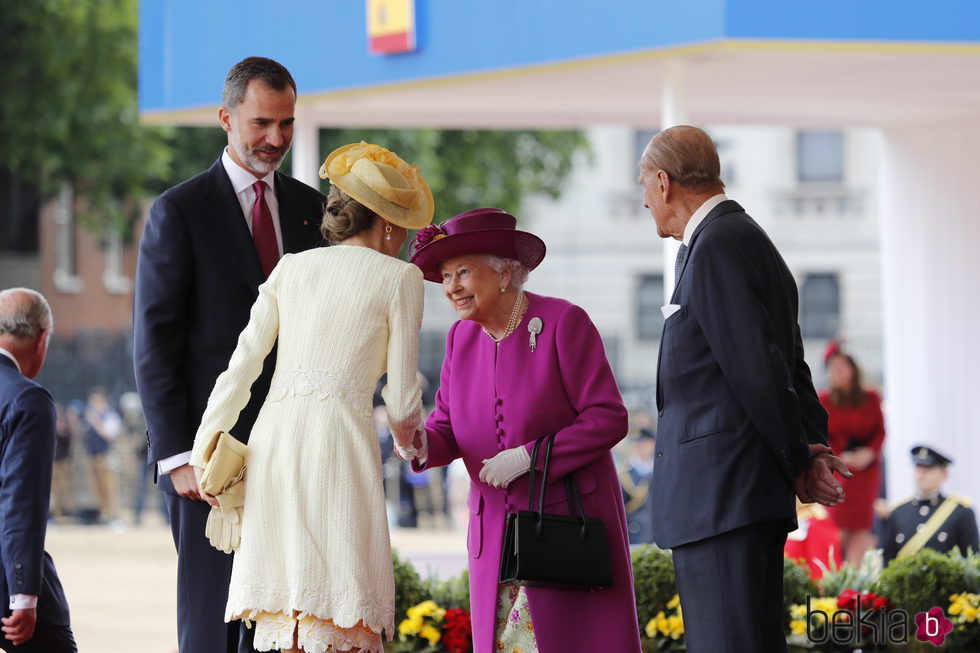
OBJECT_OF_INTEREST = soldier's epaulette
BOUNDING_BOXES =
[890,497,914,511]
[948,494,973,508]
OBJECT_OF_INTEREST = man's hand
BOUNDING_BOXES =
[1,608,37,646]
[171,463,205,501]
[794,443,852,506]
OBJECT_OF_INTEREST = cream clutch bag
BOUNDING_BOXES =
[198,431,247,496]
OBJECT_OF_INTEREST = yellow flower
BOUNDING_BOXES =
[668,614,685,638]
[398,615,423,636]
[790,619,807,636]
[406,599,446,622]
[645,618,658,639]
[420,623,441,646]
[667,594,681,609]
[950,601,964,616]
[790,604,807,620]
[964,606,977,623]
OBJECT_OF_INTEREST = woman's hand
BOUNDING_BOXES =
[479,446,531,488]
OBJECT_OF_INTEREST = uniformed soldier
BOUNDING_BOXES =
[620,429,655,545]
[880,445,979,564]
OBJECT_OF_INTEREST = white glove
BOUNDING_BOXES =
[205,478,244,554]
[394,428,429,462]
[479,445,532,488]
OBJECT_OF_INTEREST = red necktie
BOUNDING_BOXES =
[251,181,279,279]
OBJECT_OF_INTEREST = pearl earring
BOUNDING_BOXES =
[385,224,393,241]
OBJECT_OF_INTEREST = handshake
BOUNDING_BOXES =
[394,427,428,463]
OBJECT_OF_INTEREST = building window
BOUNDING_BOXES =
[636,274,665,341]
[800,273,840,339]
[634,129,659,169]
[797,131,844,184]
[102,228,132,294]
[53,182,83,293]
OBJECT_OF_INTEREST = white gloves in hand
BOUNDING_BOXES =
[205,478,245,554]
[479,445,531,488]
[395,428,428,462]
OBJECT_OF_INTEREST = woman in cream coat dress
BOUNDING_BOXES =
[190,143,434,653]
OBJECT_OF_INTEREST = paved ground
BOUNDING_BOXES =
[43,517,466,653]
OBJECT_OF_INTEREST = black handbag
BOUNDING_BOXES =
[498,433,613,590]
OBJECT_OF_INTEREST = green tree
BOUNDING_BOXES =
[320,128,589,221]
[0,0,171,237]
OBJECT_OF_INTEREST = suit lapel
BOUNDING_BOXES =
[202,158,265,292]
[670,200,744,302]
[276,173,322,254]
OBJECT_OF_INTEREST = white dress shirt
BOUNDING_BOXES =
[157,149,284,476]
[682,193,729,246]
[0,347,37,610]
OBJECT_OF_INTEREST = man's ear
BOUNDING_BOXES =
[218,106,233,134]
[657,170,671,201]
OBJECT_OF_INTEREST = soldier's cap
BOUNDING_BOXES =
[910,445,953,468]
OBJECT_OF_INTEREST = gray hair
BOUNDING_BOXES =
[639,125,725,193]
[221,57,297,111]
[0,288,53,340]
[483,255,530,290]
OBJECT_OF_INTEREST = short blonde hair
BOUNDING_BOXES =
[640,125,725,193]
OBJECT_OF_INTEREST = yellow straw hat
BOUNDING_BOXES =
[319,142,434,230]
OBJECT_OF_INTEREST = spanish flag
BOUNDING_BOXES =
[367,0,416,55]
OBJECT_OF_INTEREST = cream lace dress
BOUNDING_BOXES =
[190,246,424,653]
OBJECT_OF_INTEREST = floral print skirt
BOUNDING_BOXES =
[241,609,383,653]
[495,582,538,652]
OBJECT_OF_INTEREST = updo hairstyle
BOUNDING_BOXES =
[321,185,379,244]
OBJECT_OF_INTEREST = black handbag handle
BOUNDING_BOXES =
[526,434,590,540]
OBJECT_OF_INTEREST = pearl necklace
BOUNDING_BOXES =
[483,291,526,343]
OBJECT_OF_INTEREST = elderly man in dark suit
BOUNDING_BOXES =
[133,56,324,653]
[638,126,850,653]
[0,288,75,652]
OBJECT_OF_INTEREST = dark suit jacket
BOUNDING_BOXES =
[651,200,828,549]
[0,356,71,625]
[133,157,324,489]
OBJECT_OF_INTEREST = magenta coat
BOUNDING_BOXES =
[417,292,642,653]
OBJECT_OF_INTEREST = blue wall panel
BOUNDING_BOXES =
[140,0,980,114]
[139,0,726,112]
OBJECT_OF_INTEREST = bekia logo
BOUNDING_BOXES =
[804,595,954,647]
[914,607,953,646]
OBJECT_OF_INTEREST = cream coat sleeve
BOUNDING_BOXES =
[189,258,285,468]
[380,263,424,448]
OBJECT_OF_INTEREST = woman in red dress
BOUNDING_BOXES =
[819,345,885,565]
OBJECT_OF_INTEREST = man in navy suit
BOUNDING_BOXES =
[133,57,324,653]
[0,288,75,652]
[639,126,850,652]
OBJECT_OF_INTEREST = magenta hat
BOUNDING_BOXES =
[409,208,547,282]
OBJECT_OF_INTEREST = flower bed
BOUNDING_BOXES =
[387,547,980,652]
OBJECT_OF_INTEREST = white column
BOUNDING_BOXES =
[879,119,980,505]
[290,104,320,190]
[661,59,687,292]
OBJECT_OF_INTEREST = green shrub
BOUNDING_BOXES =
[874,548,967,617]
[631,545,677,630]
[782,556,818,627]
[392,548,428,627]
[423,570,470,612]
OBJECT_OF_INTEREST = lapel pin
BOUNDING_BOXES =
[528,317,543,352]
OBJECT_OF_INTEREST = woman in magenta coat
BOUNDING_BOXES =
[408,208,642,653]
